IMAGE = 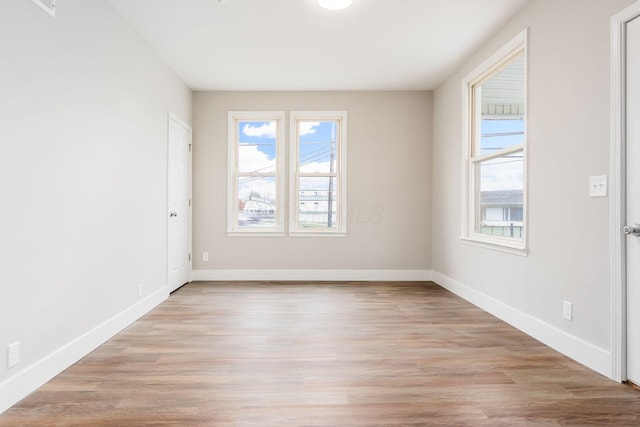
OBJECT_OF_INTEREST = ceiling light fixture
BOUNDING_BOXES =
[316,0,354,11]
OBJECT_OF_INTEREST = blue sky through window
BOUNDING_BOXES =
[237,120,337,170]
[235,119,339,201]
[238,121,277,168]
[299,121,336,175]
[479,118,524,155]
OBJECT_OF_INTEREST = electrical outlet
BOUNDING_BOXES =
[137,283,144,297]
[8,342,20,368]
[563,301,573,321]
[202,252,209,262]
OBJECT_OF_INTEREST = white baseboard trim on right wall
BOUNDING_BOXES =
[431,271,613,380]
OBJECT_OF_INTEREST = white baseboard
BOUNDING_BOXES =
[431,271,612,379]
[191,269,433,282]
[0,286,169,415]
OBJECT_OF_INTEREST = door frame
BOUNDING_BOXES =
[167,111,193,291]
[611,0,640,383]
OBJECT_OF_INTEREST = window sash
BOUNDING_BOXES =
[468,144,526,248]
[470,148,524,235]
[289,112,347,236]
[227,112,285,235]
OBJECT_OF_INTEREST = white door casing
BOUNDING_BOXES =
[626,15,640,385]
[612,0,640,384]
[167,112,192,292]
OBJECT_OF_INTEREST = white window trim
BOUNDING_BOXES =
[32,0,55,17]
[289,111,348,237]
[460,29,528,254]
[227,111,286,236]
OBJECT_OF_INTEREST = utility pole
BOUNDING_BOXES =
[327,144,334,228]
[327,123,336,228]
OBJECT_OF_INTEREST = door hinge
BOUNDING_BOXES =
[189,198,192,207]
[188,253,191,261]
[189,143,192,152]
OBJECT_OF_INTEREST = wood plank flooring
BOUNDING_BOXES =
[2,281,640,426]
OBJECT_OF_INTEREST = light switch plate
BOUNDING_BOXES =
[589,175,607,198]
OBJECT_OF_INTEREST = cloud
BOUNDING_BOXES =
[242,122,276,138]
[238,145,275,173]
[299,122,320,136]
[299,161,333,174]
[480,157,523,191]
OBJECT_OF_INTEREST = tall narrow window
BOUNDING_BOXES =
[462,30,527,251]
[290,111,347,236]
[227,111,285,235]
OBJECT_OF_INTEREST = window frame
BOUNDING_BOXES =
[227,111,286,236]
[461,29,528,254]
[32,0,56,17]
[289,111,348,237]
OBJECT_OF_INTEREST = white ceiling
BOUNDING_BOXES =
[106,0,532,91]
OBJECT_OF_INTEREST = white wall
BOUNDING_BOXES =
[432,0,637,377]
[0,0,191,411]
[3,0,630,414]
[192,91,432,280]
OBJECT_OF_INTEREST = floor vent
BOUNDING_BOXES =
[32,0,55,17]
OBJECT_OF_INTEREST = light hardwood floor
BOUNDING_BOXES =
[1,281,639,426]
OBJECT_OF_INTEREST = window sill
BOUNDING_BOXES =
[227,231,285,237]
[289,231,347,238]
[460,235,528,256]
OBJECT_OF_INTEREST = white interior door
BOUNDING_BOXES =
[168,113,192,293]
[626,15,640,386]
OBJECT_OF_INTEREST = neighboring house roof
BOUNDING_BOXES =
[480,190,523,206]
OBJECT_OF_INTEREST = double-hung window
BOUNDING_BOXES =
[462,30,527,252]
[227,110,347,236]
[289,111,347,236]
[227,111,285,235]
